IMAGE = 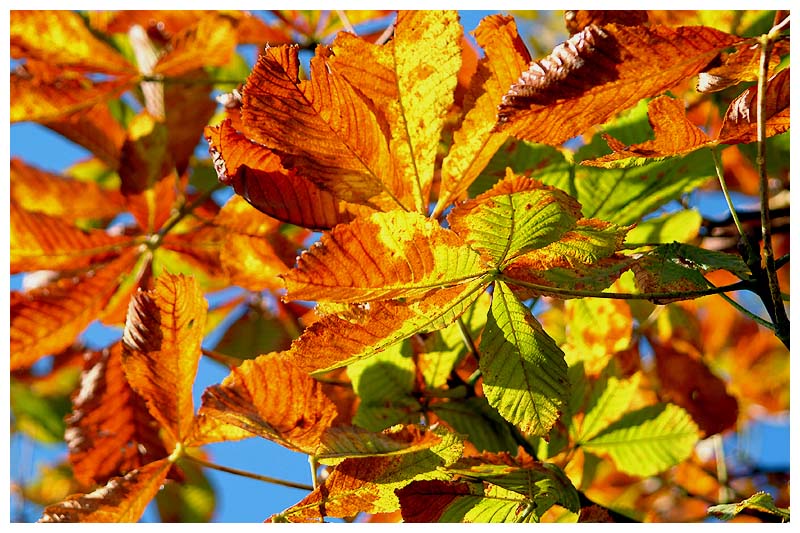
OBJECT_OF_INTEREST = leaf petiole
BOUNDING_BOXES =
[184,454,313,491]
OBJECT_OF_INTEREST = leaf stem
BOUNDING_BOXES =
[154,182,226,244]
[716,293,774,331]
[710,147,750,247]
[755,31,790,347]
[185,454,314,491]
[456,317,479,360]
[308,456,319,490]
[497,275,752,302]
[201,348,241,368]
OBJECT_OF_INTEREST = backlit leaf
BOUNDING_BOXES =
[697,40,788,93]
[286,277,489,374]
[206,119,373,230]
[66,344,169,486]
[480,281,569,435]
[707,491,790,522]
[316,424,442,465]
[11,10,134,74]
[155,455,216,523]
[330,10,463,212]
[10,203,131,274]
[448,172,583,266]
[432,398,519,454]
[43,102,127,169]
[581,403,700,477]
[278,428,462,521]
[10,379,70,444]
[718,67,790,144]
[39,458,172,523]
[563,298,632,374]
[193,353,337,452]
[573,372,641,443]
[154,14,237,76]
[10,252,139,371]
[497,24,742,145]
[163,71,217,174]
[435,14,532,215]
[240,44,399,209]
[503,255,634,300]
[564,10,649,35]
[625,210,702,245]
[283,210,488,303]
[122,273,207,444]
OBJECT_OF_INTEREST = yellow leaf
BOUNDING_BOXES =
[121,273,207,444]
[154,15,237,76]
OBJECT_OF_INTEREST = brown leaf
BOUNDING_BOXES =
[39,459,172,523]
[206,120,374,230]
[396,480,473,522]
[565,10,649,35]
[122,273,207,444]
[192,353,337,452]
[653,340,739,437]
[11,251,139,371]
[43,103,127,169]
[10,203,131,274]
[497,24,742,145]
[698,40,789,93]
[66,344,169,486]
[718,67,790,144]
[163,71,217,175]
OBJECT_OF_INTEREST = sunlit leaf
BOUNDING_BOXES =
[206,119,374,230]
[330,10,463,212]
[581,403,700,477]
[573,372,641,443]
[480,281,569,435]
[213,306,294,361]
[563,298,632,374]
[316,425,442,465]
[432,398,519,454]
[16,462,80,508]
[497,24,742,145]
[154,14,237,75]
[277,428,462,521]
[10,203,131,274]
[718,68,790,144]
[163,71,217,174]
[707,491,790,522]
[122,273,207,444]
[11,252,139,371]
[10,379,71,444]
[448,172,583,266]
[625,210,702,245]
[193,353,337,452]
[156,455,216,523]
[397,479,527,522]
[39,458,172,523]
[697,40,788,93]
[435,14,532,215]
[43,102,127,169]
[66,344,169,486]
[284,211,488,303]
[11,10,134,74]
[503,255,634,300]
[286,277,489,374]
[564,10,649,35]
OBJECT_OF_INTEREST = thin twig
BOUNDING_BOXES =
[710,147,751,249]
[185,454,314,491]
[716,293,775,331]
[374,19,396,45]
[336,10,356,35]
[713,434,735,504]
[201,348,241,369]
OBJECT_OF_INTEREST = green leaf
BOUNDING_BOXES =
[10,379,71,443]
[347,340,419,432]
[707,491,790,522]
[625,210,703,245]
[432,397,519,453]
[398,480,530,523]
[574,372,641,443]
[156,456,215,522]
[480,281,569,436]
[214,307,292,360]
[315,425,442,465]
[581,403,700,477]
[448,173,583,266]
[649,242,752,279]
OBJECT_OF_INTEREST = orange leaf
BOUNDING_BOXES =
[163,71,218,175]
[718,67,790,144]
[39,458,172,523]
[582,96,713,167]
[497,24,742,145]
[286,278,488,374]
[564,10,650,35]
[10,203,131,274]
[283,211,488,303]
[121,273,207,444]
[11,10,134,75]
[435,14,532,216]
[10,158,124,221]
[43,103,127,169]
[206,119,374,230]
[153,14,237,76]
[11,66,133,123]
[698,40,789,93]
[240,44,399,209]
[11,251,139,371]
[66,344,169,486]
[192,353,337,452]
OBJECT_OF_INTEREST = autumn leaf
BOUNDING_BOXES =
[718,67,790,144]
[283,210,489,303]
[11,251,139,371]
[497,24,742,145]
[43,102,127,169]
[153,14,237,76]
[316,424,442,465]
[39,459,172,523]
[193,353,337,452]
[122,273,207,445]
[697,40,789,93]
[66,344,169,486]
[564,10,649,35]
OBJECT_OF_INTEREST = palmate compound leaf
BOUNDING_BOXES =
[496,23,743,145]
[276,427,463,521]
[283,210,490,303]
[240,43,401,210]
[121,273,207,445]
[10,251,139,371]
[580,403,700,477]
[10,202,133,274]
[480,281,569,436]
[330,10,463,213]
[191,352,337,452]
[447,171,584,267]
[285,276,490,375]
[206,119,374,230]
[66,343,169,487]
[434,14,532,216]
[39,458,172,523]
